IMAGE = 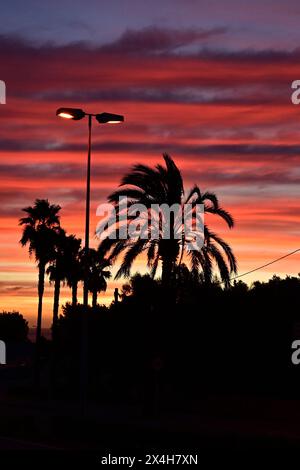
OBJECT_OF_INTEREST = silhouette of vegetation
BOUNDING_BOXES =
[65,235,82,307]
[19,199,61,384]
[19,199,61,345]
[47,228,68,338]
[86,248,111,307]
[0,311,29,342]
[47,231,82,338]
[43,272,298,406]
[98,154,237,287]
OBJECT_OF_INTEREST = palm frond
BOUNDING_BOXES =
[205,228,237,273]
[115,239,147,279]
[205,206,234,228]
[108,188,146,203]
[185,185,202,203]
[202,191,219,208]
[208,243,231,287]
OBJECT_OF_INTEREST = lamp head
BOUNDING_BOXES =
[96,112,124,124]
[56,108,85,120]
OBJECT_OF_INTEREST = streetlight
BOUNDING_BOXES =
[56,107,123,302]
[56,107,124,410]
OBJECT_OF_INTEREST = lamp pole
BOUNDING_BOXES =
[83,114,92,307]
[81,113,92,413]
[56,108,124,413]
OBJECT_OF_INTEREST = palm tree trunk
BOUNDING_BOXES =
[72,281,78,307]
[92,289,97,308]
[37,263,45,342]
[35,262,45,387]
[50,276,60,396]
[52,277,60,339]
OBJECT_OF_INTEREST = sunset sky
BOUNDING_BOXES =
[1,0,300,326]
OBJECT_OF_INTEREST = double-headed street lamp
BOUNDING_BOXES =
[56,107,124,407]
[56,108,123,305]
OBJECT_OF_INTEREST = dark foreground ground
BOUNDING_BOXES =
[1,389,300,465]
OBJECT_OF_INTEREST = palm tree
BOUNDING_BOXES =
[48,233,83,331]
[19,199,61,383]
[98,154,237,287]
[65,236,82,307]
[86,249,111,307]
[47,228,68,338]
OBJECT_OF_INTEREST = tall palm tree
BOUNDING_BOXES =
[65,236,82,307]
[19,199,61,382]
[48,233,83,331]
[98,154,237,287]
[47,228,68,338]
[86,249,111,307]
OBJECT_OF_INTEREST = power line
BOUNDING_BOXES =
[229,248,300,283]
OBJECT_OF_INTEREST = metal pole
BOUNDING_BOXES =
[83,114,92,306]
[80,113,92,414]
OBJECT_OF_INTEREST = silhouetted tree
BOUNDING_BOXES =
[98,154,236,287]
[0,311,29,342]
[65,235,82,307]
[47,228,67,338]
[19,198,61,384]
[86,248,111,307]
[47,232,82,335]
